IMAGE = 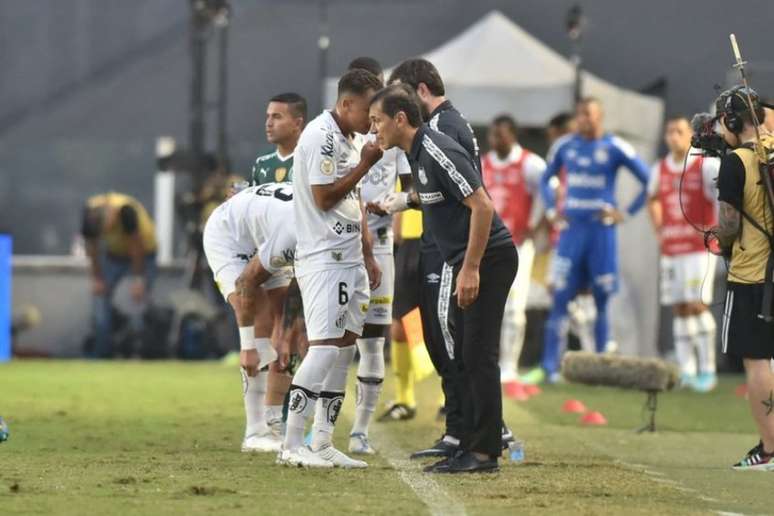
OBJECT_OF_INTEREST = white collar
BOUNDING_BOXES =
[489,145,523,167]
[664,149,699,172]
[276,149,294,162]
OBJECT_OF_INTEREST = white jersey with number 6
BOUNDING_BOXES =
[294,111,362,275]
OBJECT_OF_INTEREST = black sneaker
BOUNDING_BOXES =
[429,451,499,474]
[377,403,416,422]
[732,441,774,471]
[410,436,459,460]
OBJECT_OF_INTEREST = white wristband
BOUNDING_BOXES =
[239,326,256,350]
[254,337,278,366]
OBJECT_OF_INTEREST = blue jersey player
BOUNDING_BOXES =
[530,97,649,383]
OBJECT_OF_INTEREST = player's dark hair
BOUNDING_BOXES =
[80,206,102,239]
[269,92,308,121]
[338,68,382,98]
[370,84,423,128]
[492,114,518,137]
[388,58,445,97]
[347,56,383,80]
[548,112,574,130]
[118,205,139,234]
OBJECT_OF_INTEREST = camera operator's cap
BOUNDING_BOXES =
[716,85,762,116]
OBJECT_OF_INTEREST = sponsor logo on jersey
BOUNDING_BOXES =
[360,303,369,313]
[576,156,592,167]
[320,132,335,157]
[419,191,445,204]
[566,173,606,189]
[594,148,609,164]
[235,249,258,262]
[275,167,287,182]
[333,222,344,235]
[331,251,343,262]
[426,273,441,284]
[418,165,428,185]
[369,296,392,305]
[333,222,361,235]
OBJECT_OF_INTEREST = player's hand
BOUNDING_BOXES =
[380,191,411,214]
[240,349,260,377]
[545,209,567,231]
[596,205,625,225]
[130,276,146,303]
[366,201,389,216]
[365,255,382,290]
[360,141,383,168]
[454,265,480,309]
[92,276,107,296]
[275,335,291,371]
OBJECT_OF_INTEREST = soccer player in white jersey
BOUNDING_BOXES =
[344,57,414,455]
[647,116,720,391]
[277,69,384,469]
[202,182,297,452]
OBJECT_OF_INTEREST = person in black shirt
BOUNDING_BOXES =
[387,58,504,459]
[370,85,518,473]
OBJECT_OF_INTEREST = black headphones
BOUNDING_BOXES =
[720,86,764,134]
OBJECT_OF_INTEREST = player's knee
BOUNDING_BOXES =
[357,339,385,380]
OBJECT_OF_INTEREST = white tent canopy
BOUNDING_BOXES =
[325,10,664,160]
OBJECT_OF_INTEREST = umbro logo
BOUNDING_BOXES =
[426,273,441,284]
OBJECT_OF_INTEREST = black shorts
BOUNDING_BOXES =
[393,238,421,319]
[722,282,774,359]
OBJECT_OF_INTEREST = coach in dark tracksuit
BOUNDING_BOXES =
[370,85,518,473]
[388,60,493,457]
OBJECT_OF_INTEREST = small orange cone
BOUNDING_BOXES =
[524,384,542,397]
[562,399,587,413]
[580,411,607,426]
[735,384,748,398]
[504,381,530,401]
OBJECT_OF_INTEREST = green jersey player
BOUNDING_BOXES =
[251,92,307,185]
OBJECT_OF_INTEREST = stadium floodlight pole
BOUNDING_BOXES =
[566,4,585,104]
[189,0,208,190]
[318,0,330,112]
[215,4,230,168]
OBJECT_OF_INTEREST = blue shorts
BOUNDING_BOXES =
[550,221,618,298]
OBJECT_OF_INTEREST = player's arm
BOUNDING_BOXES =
[311,139,382,212]
[540,144,564,216]
[234,258,273,327]
[361,200,382,290]
[525,154,547,232]
[715,153,745,251]
[646,163,662,230]
[615,140,651,216]
[119,205,149,302]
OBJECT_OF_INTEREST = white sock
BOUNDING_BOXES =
[673,316,698,376]
[242,369,268,438]
[283,345,339,451]
[570,296,597,352]
[265,405,283,425]
[351,337,385,437]
[694,311,717,375]
[312,345,356,450]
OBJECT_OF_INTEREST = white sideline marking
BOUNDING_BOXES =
[370,425,467,516]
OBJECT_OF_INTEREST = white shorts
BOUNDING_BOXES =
[202,225,292,301]
[365,252,394,325]
[297,264,370,341]
[660,251,717,306]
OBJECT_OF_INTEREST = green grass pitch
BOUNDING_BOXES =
[0,360,771,515]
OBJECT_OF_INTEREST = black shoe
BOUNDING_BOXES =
[422,456,452,473]
[377,403,416,422]
[430,451,499,474]
[410,436,459,460]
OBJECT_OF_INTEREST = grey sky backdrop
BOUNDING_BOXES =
[1,0,773,253]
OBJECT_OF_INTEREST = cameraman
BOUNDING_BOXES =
[714,86,774,470]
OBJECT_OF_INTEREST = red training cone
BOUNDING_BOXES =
[580,411,608,426]
[562,399,587,413]
[524,384,542,397]
[504,381,530,401]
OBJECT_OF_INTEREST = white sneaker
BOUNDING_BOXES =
[276,446,334,468]
[241,433,282,453]
[349,433,376,455]
[313,443,368,468]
